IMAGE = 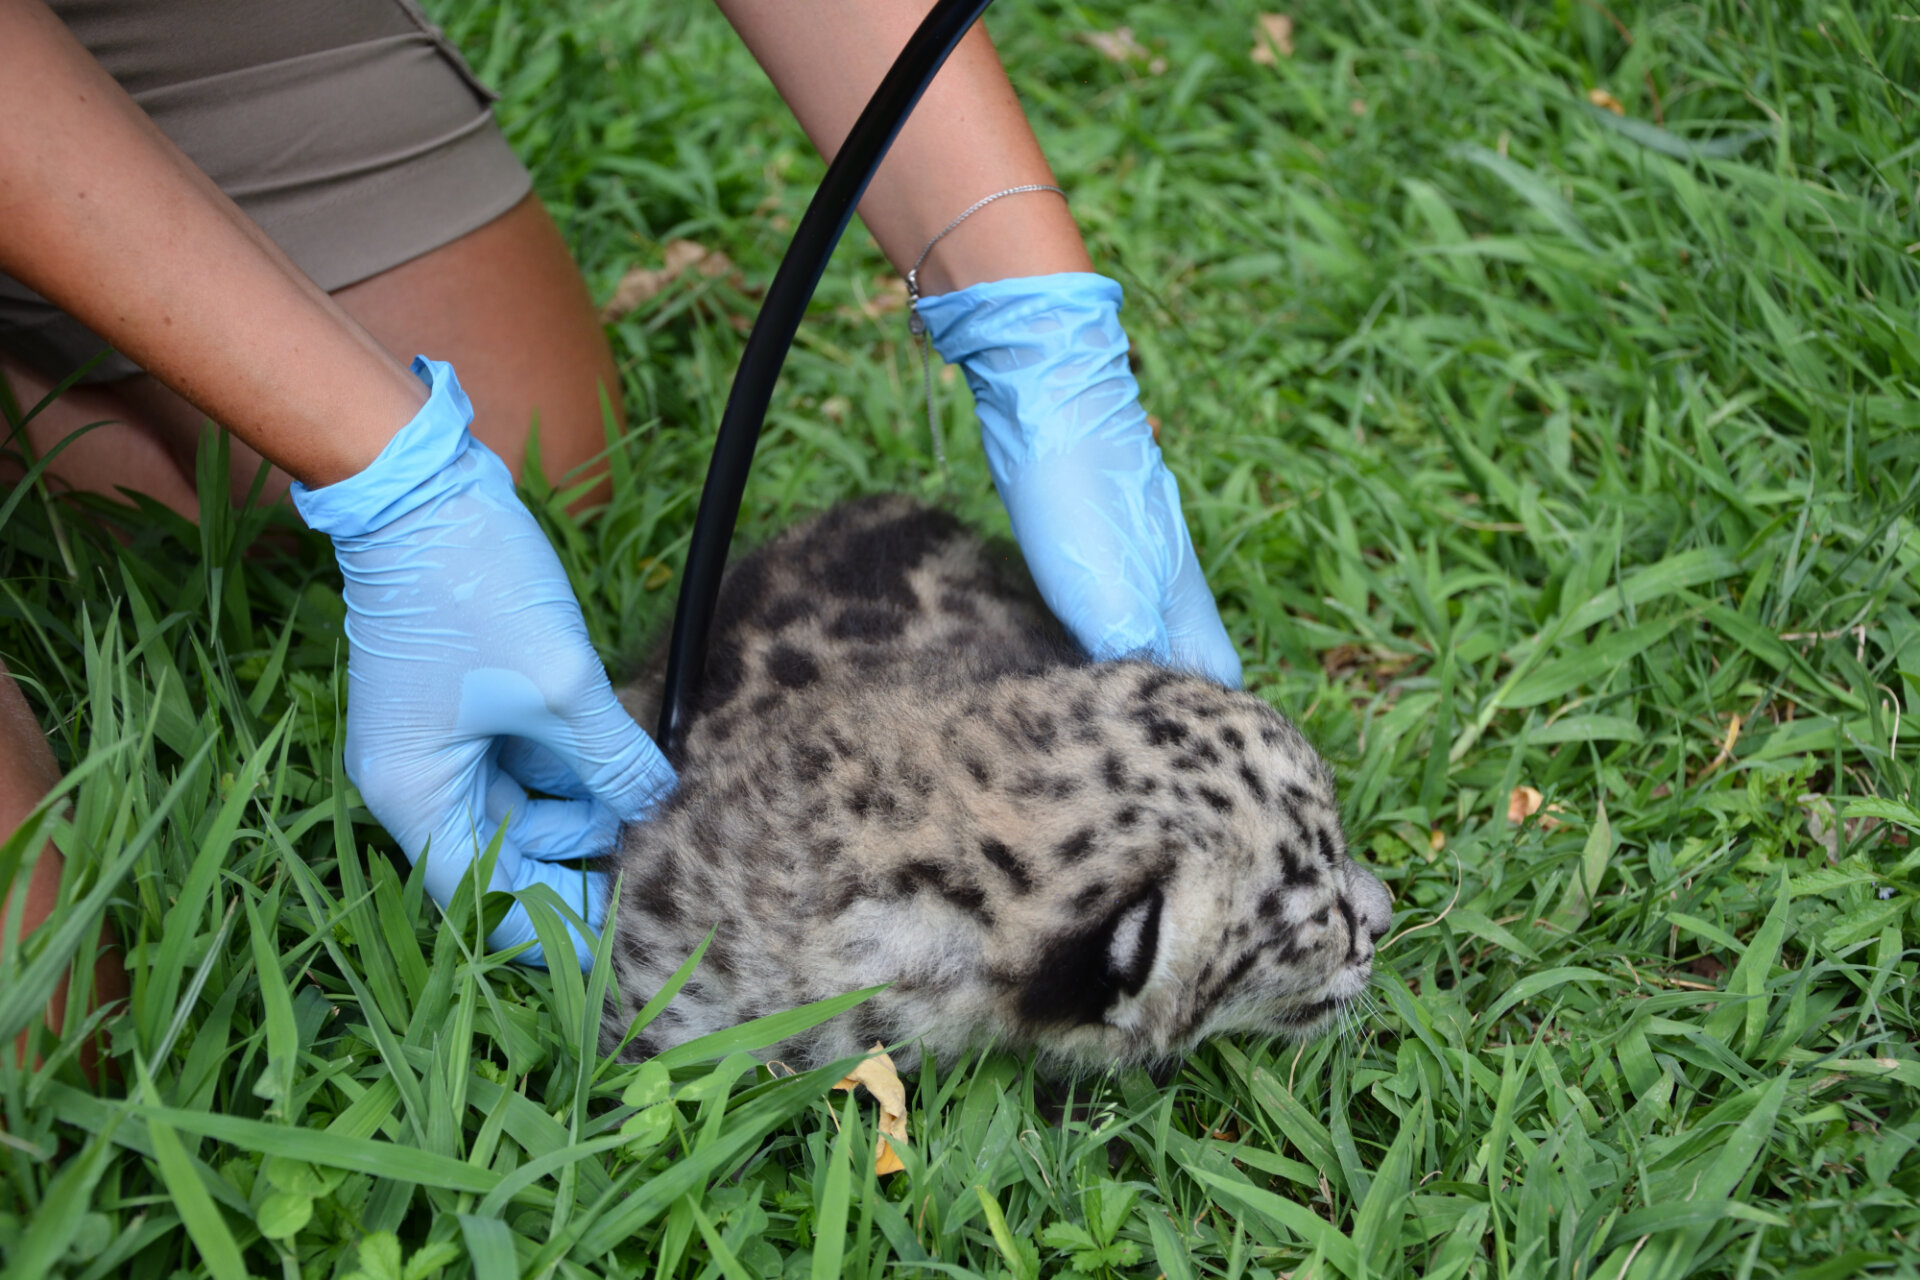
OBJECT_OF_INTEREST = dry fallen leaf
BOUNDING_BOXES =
[1084,26,1149,64]
[1696,712,1742,780]
[1802,792,1839,862]
[1428,826,1447,854]
[862,275,909,319]
[1587,87,1625,115]
[635,556,672,592]
[1799,793,1904,862]
[1080,27,1166,73]
[1251,13,1294,64]
[1507,786,1566,831]
[1687,953,1728,984]
[1320,644,1417,689]
[600,239,735,322]
[837,275,910,325]
[833,1044,909,1175]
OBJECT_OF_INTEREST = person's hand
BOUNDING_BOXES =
[291,357,674,969]
[916,273,1242,688]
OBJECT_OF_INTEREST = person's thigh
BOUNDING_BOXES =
[3,192,623,513]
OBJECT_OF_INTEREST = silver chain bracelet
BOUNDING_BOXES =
[903,184,1067,483]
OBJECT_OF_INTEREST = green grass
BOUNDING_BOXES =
[5,0,1920,1276]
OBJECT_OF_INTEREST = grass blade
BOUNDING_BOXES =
[811,1092,858,1280]
[1188,1167,1360,1279]
[457,1215,521,1280]
[127,1104,500,1193]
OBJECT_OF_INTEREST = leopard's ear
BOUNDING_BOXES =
[1019,887,1166,1027]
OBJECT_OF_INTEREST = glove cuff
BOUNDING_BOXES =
[914,271,1145,482]
[290,356,475,538]
[913,271,1124,368]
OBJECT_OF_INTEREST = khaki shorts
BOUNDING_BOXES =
[0,0,534,383]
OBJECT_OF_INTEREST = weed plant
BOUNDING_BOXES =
[3,2,1918,1277]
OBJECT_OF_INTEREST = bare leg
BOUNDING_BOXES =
[0,660,126,1081]
[3,193,624,513]
[1,193,621,1076]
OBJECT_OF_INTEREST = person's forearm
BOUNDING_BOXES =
[0,1,423,487]
[715,0,1093,296]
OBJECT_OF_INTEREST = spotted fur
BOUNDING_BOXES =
[605,496,1391,1071]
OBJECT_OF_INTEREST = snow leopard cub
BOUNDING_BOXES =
[605,495,1391,1072]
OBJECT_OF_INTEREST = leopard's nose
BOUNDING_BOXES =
[1345,861,1392,947]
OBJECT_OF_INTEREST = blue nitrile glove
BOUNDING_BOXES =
[915,272,1242,687]
[291,357,674,970]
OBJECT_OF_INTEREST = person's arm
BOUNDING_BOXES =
[0,0,674,967]
[0,0,419,485]
[717,1,1243,686]
[714,0,1090,293]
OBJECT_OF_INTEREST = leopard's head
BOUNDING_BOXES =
[972,664,1390,1070]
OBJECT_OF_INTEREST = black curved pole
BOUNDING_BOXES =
[656,0,998,755]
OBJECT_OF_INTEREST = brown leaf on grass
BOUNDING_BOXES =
[1428,826,1447,854]
[1507,786,1566,830]
[1802,792,1840,863]
[1320,644,1417,690]
[1799,793,1906,862]
[1251,13,1294,64]
[836,275,909,325]
[1084,26,1148,63]
[1082,27,1165,73]
[1587,87,1625,115]
[635,556,672,592]
[1687,953,1728,983]
[1695,712,1742,781]
[833,1044,909,1175]
[863,275,909,319]
[600,239,736,321]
